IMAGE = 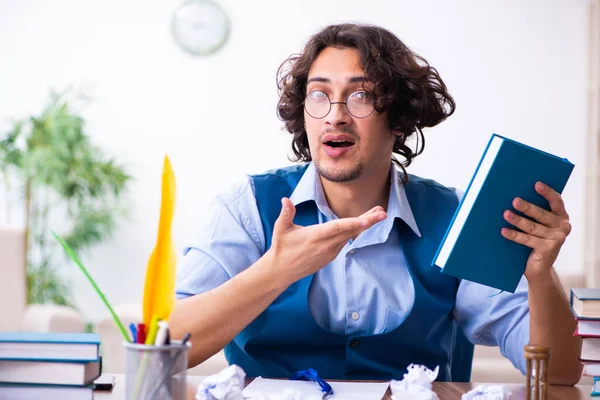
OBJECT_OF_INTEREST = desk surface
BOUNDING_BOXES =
[94,374,593,399]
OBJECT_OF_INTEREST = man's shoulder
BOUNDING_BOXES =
[402,173,463,202]
[249,163,310,198]
[405,173,458,195]
[217,164,309,205]
[215,174,256,206]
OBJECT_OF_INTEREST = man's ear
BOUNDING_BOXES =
[393,130,404,139]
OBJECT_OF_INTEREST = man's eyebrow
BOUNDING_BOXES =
[306,76,330,84]
[306,76,367,84]
[348,76,366,83]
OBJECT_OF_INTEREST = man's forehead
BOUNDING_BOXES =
[307,47,365,83]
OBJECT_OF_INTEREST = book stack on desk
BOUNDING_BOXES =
[0,332,101,400]
[571,288,600,381]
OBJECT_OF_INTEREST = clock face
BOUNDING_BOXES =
[171,0,230,56]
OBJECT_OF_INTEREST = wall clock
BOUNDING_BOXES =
[171,0,230,56]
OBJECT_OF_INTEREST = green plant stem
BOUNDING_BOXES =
[24,179,31,287]
[52,231,130,342]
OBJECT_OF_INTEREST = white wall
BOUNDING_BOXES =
[0,0,589,322]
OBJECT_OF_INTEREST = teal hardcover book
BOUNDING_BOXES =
[592,377,600,396]
[0,383,93,400]
[432,134,574,292]
[0,332,100,361]
[570,288,600,320]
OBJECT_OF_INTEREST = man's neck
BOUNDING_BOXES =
[320,166,391,219]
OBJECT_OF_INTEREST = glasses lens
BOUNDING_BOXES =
[305,90,330,119]
[347,91,375,118]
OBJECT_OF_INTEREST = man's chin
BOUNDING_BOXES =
[315,162,363,183]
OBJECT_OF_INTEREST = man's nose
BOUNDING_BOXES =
[324,101,352,127]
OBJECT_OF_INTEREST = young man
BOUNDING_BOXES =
[172,23,581,383]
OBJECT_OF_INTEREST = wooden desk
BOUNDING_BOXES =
[94,374,593,399]
[434,382,592,400]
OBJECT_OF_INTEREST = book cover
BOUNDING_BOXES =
[0,383,93,400]
[574,322,600,338]
[0,332,100,361]
[0,358,101,386]
[578,337,600,362]
[432,134,574,292]
[0,332,100,344]
[571,288,600,300]
[583,362,600,377]
[571,288,600,320]
[592,377,600,397]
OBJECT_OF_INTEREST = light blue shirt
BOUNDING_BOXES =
[176,163,530,374]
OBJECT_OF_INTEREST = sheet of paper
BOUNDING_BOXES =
[328,381,390,400]
[243,377,321,398]
[242,377,390,400]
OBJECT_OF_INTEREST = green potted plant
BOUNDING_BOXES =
[0,88,131,307]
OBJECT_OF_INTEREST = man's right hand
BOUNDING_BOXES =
[266,197,386,285]
[171,197,385,367]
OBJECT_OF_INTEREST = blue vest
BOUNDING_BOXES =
[224,164,472,381]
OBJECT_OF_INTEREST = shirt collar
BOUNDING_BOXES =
[388,165,421,237]
[289,162,421,237]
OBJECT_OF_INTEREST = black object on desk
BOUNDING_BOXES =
[93,374,116,390]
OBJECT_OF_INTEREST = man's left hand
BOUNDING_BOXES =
[501,181,572,280]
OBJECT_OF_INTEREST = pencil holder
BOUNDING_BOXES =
[124,340,190,400]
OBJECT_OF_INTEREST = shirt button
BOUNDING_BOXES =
[348,249,355,255]
[351,312,360,321]
[350,339,360,349]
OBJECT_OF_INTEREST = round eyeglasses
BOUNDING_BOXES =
[304,90,376,119]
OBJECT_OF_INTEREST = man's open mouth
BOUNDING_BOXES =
[324,140,354,148]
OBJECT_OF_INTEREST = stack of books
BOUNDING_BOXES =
[571,289,600,383]
[0,332,101,400]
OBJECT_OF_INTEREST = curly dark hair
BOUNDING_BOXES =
[276,23,455,177]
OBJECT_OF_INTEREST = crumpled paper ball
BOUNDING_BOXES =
[461,385,512,400]
[390,364,440,400]
[196,364,246,400]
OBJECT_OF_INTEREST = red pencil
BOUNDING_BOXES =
[137,323,147,344]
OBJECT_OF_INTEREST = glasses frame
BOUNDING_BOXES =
[303,90,376,119]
